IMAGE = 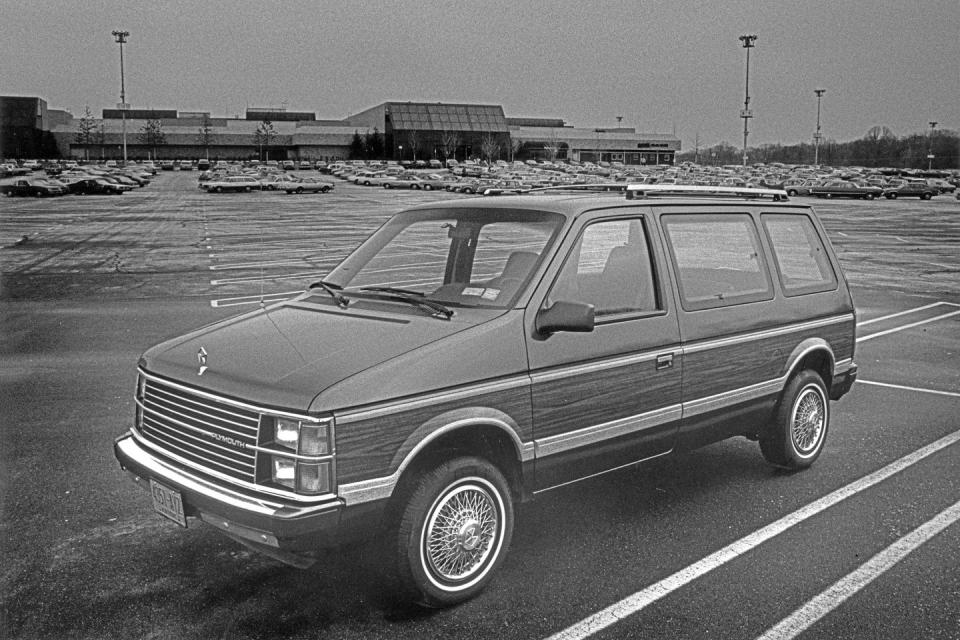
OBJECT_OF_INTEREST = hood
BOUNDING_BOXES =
[141,298,489,412]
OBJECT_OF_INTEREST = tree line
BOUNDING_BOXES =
[681,127,959,169]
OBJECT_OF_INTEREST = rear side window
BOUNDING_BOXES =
[662,214,774,311]
[762,214,837,296]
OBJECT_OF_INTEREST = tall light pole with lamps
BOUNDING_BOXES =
[739,34,757,167]
[112,30,130,165]
[927,121,937,170]
[813,89,826,166]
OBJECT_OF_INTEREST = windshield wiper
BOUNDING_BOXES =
[357,287,454,320]
[308,280,350,308]
[358,286,425,297]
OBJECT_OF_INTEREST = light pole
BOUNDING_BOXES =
[739,34,757,167]
[112,30,130,165]
[813,89,826,166]
[928,121,937,170]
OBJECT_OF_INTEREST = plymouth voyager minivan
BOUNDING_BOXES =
[115,185,857,607]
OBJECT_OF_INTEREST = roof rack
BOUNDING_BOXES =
[625,184,790,201]
[482,183,627,196]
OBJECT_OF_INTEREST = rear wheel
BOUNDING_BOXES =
[296,187,304,194]
[760,370,829,470]
[886,192,897,199]
[389,456,513,608]
[922,192,933,200]
[786,189,798,196]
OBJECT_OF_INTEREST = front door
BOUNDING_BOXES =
[525,215,682,491]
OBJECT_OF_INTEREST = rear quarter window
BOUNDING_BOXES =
[662,213,774,311]
[761,213,838,296]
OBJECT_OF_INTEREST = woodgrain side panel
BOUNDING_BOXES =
[334,385,531,485]
[681,318,854,401]
[531,354,682,441]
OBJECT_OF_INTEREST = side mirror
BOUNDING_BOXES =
[536,301,595,335]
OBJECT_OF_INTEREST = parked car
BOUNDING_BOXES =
[882,181,938,199]
[809,180,882,199]
[781,179,821,197]
[260,174,297,190]
[1,178,67,197]
[160,160,176,171]
[114,185,857,608]
[65,177,129,195]
[926,178,955,194]
[201,175,262,192]
[383,174,440,189]
[284,177,334,194]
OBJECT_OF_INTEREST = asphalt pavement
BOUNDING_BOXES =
[1,172,958,639]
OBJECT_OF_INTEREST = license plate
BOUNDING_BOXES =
[150,480,187,528]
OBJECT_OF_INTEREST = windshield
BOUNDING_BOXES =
[323,207,565,309]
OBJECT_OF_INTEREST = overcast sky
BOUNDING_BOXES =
[3,0,957,149]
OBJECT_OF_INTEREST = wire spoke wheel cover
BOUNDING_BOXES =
[760,370,830,470]
[422,480,501,584]
[791,385,826,454]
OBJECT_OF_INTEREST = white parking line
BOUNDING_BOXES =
[755,499,960,640]
[858,301,960,326]
[858,380,960,398]
[544,429,960,640]
[857,310,960,343]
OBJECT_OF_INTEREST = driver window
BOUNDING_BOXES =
[547,219,659,316]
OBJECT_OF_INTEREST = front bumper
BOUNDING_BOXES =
[114,434,382,566]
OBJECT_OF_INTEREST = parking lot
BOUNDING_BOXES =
[2,172,959,639]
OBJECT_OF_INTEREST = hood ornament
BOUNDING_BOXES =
[197,347,208,376]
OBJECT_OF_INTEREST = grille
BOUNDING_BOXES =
[138,377,260,483]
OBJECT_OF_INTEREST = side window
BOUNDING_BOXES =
[762,214,838,295]
[547,218,660,317]
[662,214,774,311]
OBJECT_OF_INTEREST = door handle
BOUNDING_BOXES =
[656,353,674,370]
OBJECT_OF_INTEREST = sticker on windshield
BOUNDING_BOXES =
[462,287,485,297]
[481,289,500,300]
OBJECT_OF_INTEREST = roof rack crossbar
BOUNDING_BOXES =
[625,184,790,201]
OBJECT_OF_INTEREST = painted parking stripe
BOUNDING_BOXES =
[857,310,960,343]
[858,301,960,326]
[858,380,960,399]
[755,498,960,640]
[544,429,960,640]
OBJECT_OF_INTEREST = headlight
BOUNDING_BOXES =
[268,417,335,495]
[274,418,331,455]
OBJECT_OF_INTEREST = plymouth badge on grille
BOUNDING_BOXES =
[197,346,208,376]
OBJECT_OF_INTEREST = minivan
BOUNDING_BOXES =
[115,185,857,607]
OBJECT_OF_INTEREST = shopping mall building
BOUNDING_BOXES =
[1,96,680,165]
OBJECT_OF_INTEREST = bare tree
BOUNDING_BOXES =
[138,119,166,160]
[509,136,523,162]
[74,106,98,161]
[406,130,421,161]
[481,133,500,164]
[254,120,276,161]
[543,129,562,162]
[440,130,460,162]
[196,114,214,158]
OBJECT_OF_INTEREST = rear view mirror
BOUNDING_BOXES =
[536,301,595,335]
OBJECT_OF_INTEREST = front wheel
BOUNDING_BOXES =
[760,371,829,470]
[390,457,514,608]
[922,192,932,200]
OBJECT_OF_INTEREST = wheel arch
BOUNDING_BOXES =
[783,338,835,391]
[390,412,529,503]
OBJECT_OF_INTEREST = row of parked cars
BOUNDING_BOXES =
[1,162,157,197]
[197,170,335,194]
